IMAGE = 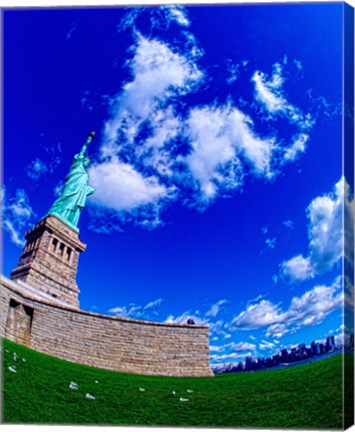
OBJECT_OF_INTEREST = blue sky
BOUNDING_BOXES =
[2,3,353,366]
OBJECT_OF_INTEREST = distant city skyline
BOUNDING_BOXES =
[2,3,353,366]
[213,333,354,373]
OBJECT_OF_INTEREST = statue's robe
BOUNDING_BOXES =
[49,153,94,226]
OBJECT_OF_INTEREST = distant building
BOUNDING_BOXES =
[326,336,335,351]
[280,349,289,363]
[311,342,322,355]
[245,356,253,371]
[258,358,266,369]
[298,343,306,351]
[265,357,273,368]
[305,347,314,357]
[235,362,243,372]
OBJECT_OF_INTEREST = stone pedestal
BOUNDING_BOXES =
[10,215,86,308]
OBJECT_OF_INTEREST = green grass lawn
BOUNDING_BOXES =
[2,338,351,428]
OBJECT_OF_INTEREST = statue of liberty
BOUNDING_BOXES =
[47,132,95,229]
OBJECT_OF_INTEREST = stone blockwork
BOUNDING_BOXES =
[0,276,213,377]
[10,215,86,308]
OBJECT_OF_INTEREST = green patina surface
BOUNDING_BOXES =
[46,132,95,230]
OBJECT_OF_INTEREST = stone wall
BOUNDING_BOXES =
[0,275,213,377]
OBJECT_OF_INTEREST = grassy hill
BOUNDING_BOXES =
[2,338,352,428]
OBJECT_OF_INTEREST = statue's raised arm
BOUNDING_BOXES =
[47,132,96,231]
[77,131,95,159]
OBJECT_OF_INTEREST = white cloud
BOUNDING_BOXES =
[185,105,240,200]
[260,236,277,254]
[3,220,26,248]
[226,341,256,352]
[26,142,62,181]
[102,34,203,155]
[261,226,268,235]
[144,298,164,310]
[210,345,224,353]
[279,178,350,283]
[205,299,228,318]
[66,19,79,40]
[135,106,181,177]
[209,341,255,355]
[308,179,344,273]
[210,352,252,363]
[344,179,354,267]
[232,299,283,330]
[118,6,191,33]
[344,276,354,311]
[279,255,315,283]
[226,109,277,176]
[2,188,35,248]
[293,59,303,71]
[265,237,276,250]
[210,342,256,363]
[225,59,249,84]
[163,5,190,27]
[283,219,294,229]
[252,64,287,113]
[87,209,124,234]
[9,195,33,220]
[285,277,342,327]
[26,158,48,181]
[165,299,231,334]
[265,323,288,339]
[233,277,342,338]
[80,90,94,112]
[88,158,171,212]
[209,319,234,340]
[283,133,309,163]
[252,62,313,130]
[53,181,64,198]
[165,311,206,325]
[184,103,277,202]
[259,340,276,351]
[108,297,164,320]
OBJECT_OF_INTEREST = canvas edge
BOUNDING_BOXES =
[343,2,355,430]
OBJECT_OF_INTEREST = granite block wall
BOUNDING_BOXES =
[0,276,213,377]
